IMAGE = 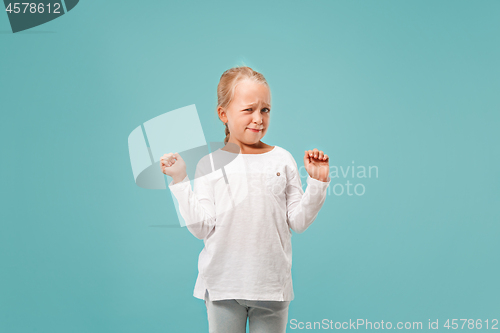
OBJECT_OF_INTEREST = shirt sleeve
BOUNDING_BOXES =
[285,156,331,234]
[167,160,216,240]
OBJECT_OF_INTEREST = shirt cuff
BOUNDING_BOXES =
[168,174,190,191]
[306,174,331,186]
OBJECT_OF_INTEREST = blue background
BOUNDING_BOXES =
[1,0,499,332]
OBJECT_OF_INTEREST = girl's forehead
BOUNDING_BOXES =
[233,81,271,105]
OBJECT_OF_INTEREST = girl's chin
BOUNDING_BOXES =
[240,137,262,145]
[246,132,263,139]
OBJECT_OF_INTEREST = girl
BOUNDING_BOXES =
[161,66,331,333]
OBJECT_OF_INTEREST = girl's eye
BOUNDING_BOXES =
[243,108,270,112]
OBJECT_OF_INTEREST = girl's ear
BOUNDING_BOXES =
[217,106,228,123]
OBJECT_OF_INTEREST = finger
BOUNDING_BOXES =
[309,151,315,161]
[318,152,324,160]
[162,153,175,161]
[304,151,311,164]
[163,155,176,165]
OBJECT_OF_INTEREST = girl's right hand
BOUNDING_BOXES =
[160,152,187,183]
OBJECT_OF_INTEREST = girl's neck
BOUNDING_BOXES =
[222,141,274,155]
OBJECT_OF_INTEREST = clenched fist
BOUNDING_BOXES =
[304,148,330,182]
[160,152,187,184]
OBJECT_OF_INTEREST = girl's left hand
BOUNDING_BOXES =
[304,148,330,182]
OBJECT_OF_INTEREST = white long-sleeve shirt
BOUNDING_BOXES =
[168,145,331,301]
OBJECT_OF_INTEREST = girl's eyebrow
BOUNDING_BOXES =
[247,102,271,107]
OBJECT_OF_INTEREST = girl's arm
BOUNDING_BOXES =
[168,160,216,240]
[286,156,331,234]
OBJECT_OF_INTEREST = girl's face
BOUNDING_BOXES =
[218,79,271,148]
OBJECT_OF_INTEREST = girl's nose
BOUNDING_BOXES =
[253,113,263,124]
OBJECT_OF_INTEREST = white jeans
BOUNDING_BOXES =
[204,290,290,333]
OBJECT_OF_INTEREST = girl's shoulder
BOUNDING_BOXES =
[270,146,297,165]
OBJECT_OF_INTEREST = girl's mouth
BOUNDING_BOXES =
[247,128,262,133]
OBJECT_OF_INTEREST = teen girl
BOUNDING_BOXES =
[161,66,331,333]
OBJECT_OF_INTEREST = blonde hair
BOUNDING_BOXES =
[216,66,270,145]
